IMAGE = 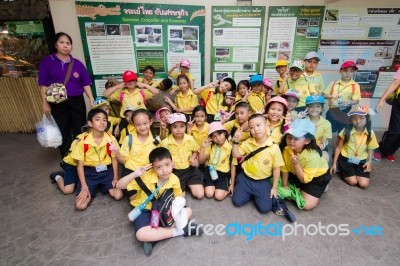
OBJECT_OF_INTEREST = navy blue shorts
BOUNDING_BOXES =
[76,166,114,197]
[62,163,78,186]
[133,210,152,232]
[203,169,230,190]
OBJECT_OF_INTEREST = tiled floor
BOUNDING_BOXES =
[0,133,399,266]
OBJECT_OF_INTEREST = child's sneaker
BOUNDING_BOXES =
[272,197,296,223]
[324,184,329,193]
[49,171,64,183]
[372,151,381,161]
[143,242,154,255]
[385,154,395,162]
[183,221,203,237]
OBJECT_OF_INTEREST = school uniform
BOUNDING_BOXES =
[72,132,119,197]
[273,76,286,96]
[303,71,325,95]
[337,128,379,178]
[189,123,209,147]
[175,89,199,115]
[306,116,332,150]
[119,124,136,145]
[203,141,235,190]
[247,92,266,113]
[137,77,159,87]
[266,118,284,144]
[161,134,203,191]
[232,138,284,213]
[127,169,182,232]
[109,88,154,117]
[170,71,195,82]
[200,88,228,122]
[324,79,361,133]
[224,120,251,144]
[281,146,331,198]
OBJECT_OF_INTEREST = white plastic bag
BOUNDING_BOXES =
[35,115,63,148]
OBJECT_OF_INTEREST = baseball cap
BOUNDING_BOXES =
[285,119,315,137]
[284,89,300,100]
[290,60,305,71]
[304,51,321,61]
[340,61,358,70]
[124,106,137,116]
[305,95,325,105]
[92,97,109,109]
[168,113,187,124]
[155,107,172,121]
[122,70,138,83]
[275,60,288,68]
[180,59,191,68]
[208,122,227,136]
[249,74,263,86]
[263,78,273,88]
[221,77,236,91]
[347,105,374,116]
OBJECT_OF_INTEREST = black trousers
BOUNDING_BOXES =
[379,101,400,155]
[50,95,87,158]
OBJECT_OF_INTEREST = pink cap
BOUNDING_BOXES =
[208,122,227,136]
[266,96,288,110]
[284,89,300,100]
[340,61,358,70]
[263,78,273,88]
[155,107,172,121]
[168,113,187,124]
[180,59,191,68]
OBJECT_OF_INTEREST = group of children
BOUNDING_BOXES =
[48,54,380,255]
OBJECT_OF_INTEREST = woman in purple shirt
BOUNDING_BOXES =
[38,32,94,157]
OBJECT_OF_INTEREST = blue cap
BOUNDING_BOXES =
[305,95,325,105]
[285,119,315,137]
[249,74,263,86]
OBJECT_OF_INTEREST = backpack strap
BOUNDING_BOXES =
[119,91,125,105]
[83,133,112,157]
[351,84,355,95]
[136,177,152,197]
[128,134,133,151]
[139,89,147,105]
[329,80,337,95]
[205,90,212,105]
[230,126,238,139]
[242,144,271,163]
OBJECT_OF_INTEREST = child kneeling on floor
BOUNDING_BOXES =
[231,114,284,213]
[116,147,203,255]
[279,118,331,210]
[72,109,123,210]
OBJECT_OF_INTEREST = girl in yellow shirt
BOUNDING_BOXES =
[187,105,209,147]
[264,96,288,144]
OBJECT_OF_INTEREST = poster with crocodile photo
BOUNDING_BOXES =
[75,1,205,96]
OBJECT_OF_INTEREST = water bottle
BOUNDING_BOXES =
[209,165,219,181]
[128,206,142,221]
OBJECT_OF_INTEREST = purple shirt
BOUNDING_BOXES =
[38,54,92,96]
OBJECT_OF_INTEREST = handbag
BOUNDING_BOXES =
[45,59,74,104]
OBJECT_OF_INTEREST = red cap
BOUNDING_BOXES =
[122,70,138,83]
[340,61,358,70]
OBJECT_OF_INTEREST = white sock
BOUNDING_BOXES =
[55,175,62,182]
[172,228,184,237]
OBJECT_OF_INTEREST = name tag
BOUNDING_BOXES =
[348,157,360,164]
[95,164,107,172]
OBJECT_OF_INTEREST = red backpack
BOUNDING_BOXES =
[83,133,112,158]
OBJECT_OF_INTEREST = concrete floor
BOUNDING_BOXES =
[0,132,399,266]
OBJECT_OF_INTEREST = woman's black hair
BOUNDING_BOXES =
[280,133,322,157]
[143,66,155,75]
[237,80,250,91]
[192,105,207,116]
[87,108,107,122]
[54,32,73,45]
[131,108,160,145]
[342,114,372,144]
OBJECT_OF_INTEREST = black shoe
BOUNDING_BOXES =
[183,221,203,237]
[143,242,153,255]
[49,171,64,183]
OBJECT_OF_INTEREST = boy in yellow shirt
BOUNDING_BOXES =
[247,74,266,113]
[303,51,325,94]
[273,60,289,96]
[232,114,284,213]
[72,109,123,210]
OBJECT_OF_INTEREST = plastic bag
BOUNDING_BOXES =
[35,115,63,148]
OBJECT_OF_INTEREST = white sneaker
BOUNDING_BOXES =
[324,184,329,193]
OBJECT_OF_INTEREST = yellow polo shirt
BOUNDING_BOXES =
[273,76,285,96]
[161,134,200,169]
[267,118,284,144]
[120,131,160,171]
[119,124,136,145]
[137,77,159,88]
[170,71,195,82]
[239,138,284,180]
[287,77,314,107]
[204,141,233,173]
[224,120,251,143]
[189,122,209,147]
[72,132,118,166]
[200,88,228,115]
[127,170,182,209]
[281,146,328,183]
[303,71,325,95]
[175,89,199,114]
[109,88,154,117]
[339,128,379,160]
[306,117,332,147]
[63,132,88,166]
[247,92,266,113]
[107,116,121,135]
[324,79,361,108]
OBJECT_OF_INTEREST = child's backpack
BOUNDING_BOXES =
[200,90,213,107]
[83,134,112,158]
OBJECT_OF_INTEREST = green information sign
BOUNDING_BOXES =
[6,21,45,36]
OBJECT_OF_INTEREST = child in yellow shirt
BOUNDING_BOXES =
[264,96,289,144]
[137,65,159,87]
[168,59,195,91]
[273,60,288,96]
[187,105,209,147]
[247,74,266,113]
[92,97,121,136]
[155,106,172,140]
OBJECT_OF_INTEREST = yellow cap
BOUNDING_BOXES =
[275,60,288,67]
